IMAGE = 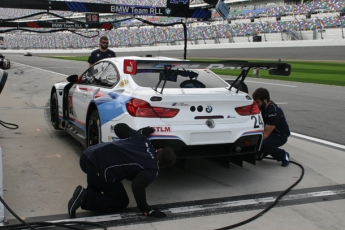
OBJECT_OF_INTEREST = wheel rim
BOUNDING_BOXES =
[50,95,58,125]
[88,114,100,146]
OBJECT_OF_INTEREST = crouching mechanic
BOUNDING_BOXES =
[68,123,176,218]
[252,87,290,166]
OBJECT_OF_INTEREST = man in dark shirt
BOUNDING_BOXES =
[88,36,116,67]
[68,123,176,218]
[252,87,291,166]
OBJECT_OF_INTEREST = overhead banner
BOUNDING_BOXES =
[0,21,113,30]
[167,0,190,9]
[0,1,211,19]
[110,5,165,16]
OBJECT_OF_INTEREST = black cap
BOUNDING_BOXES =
[114,123,131,139]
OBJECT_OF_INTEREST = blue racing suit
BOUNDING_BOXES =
[80,127,159,212]
[259,101,290,161]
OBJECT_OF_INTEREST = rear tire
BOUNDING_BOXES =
[50,92,60,129]
[87,110,101,147]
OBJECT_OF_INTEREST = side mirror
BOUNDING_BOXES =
[67,74,79,83]
[0,69,8,94]
[269,64,291,76]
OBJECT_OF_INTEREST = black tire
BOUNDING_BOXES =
[50,92,60,129]
[87,110,101,147]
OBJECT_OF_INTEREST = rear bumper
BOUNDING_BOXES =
[150,134,262,158]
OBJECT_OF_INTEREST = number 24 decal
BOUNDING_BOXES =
[251,115,264,128]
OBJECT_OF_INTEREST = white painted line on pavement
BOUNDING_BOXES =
[168,189,345,214]
[291,132,345,150]
[49,214,122,223]
[47,189,345,223]
[246,80,297,87]
[12,62,68,77]
[162,51,190,53]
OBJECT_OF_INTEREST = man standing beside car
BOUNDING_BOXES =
[68,123,176,218]
[252,87,290,166]
[88,36,116,67]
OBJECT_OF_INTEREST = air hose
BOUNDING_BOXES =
[0,120,18,130]
[0,196,106,230]
[215,158,304,230]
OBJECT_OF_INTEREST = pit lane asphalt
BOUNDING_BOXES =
[0,49,344,230]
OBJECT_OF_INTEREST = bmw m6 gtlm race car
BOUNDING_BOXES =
[50,56,290,164]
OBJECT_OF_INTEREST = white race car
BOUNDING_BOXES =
[50,56,290,165]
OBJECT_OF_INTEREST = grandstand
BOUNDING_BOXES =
[0,0,344,49]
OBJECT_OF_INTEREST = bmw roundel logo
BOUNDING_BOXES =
[206,105,212,113]
[165,8,171,15]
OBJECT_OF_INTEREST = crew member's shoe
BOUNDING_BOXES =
[68,185,86,218]
[281,152,290,167]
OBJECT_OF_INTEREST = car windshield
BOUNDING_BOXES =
[130,69,228,88]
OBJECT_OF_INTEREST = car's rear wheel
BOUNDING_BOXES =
[87,110,101,147]
[50,92,60,129]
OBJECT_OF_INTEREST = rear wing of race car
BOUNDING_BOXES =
[123,59,291,93]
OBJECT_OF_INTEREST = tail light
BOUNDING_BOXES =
[126,98,179,118]
[235,102,260,116]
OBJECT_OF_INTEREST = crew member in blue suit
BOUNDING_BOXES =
[252,87,291,166]
[68,123,176,218]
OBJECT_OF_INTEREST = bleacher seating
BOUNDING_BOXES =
[0,0,345,49]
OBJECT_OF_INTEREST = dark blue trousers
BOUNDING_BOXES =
[79,154,129,211]
[260,133,288,162]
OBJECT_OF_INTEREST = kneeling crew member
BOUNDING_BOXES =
[252,87,290,166]
[68,123,176,218]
